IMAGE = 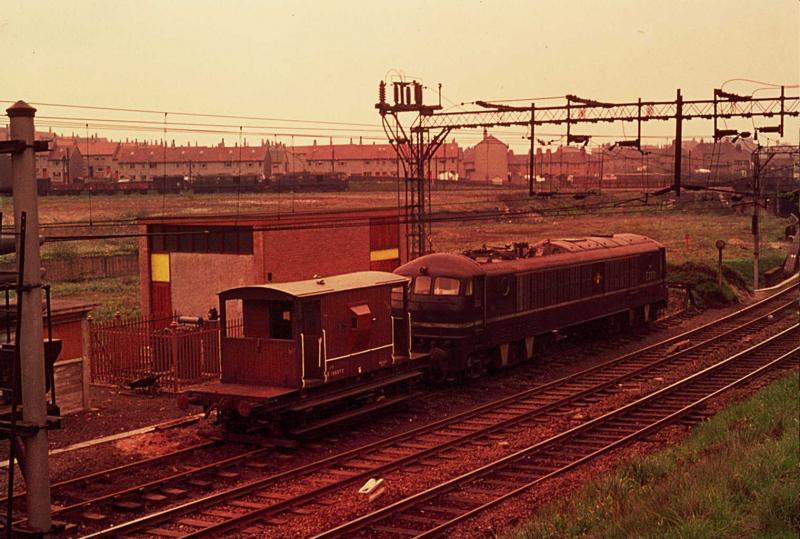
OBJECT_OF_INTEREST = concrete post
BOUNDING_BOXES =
[753,150,761,291]
[7,100,52,531]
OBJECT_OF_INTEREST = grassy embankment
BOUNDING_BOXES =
[505,371,800,539]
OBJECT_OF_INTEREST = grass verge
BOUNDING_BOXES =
[504,371,800,539]
[50,275,141,321]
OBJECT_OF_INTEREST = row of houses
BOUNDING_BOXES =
[1,126,766,186]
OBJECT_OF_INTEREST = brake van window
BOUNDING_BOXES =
[433,277,460,296]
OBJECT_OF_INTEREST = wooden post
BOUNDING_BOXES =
[170,320,179,392]
[82,314,93,410]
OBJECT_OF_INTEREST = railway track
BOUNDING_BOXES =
[315,324,800,538]
[2,440,270,527]
[71,283,797,537]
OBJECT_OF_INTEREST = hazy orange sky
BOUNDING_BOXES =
[2,0,798,150]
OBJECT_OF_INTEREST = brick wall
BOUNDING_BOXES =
[261,225,371,283]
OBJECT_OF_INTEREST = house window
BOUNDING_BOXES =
[149,163,157,169]
[224,161,232,167]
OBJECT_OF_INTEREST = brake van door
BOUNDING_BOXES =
[301,300,323,384]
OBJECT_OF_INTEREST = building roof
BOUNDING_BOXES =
[56,137,119,156]
[47,144,80,161]
[219,271,408,300]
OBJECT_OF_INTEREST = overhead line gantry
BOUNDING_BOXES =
[376,81,798,259]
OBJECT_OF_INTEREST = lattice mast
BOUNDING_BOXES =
[376,81,448,260]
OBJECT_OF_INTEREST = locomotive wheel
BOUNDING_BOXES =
[466,354,488,379]
[605,312,629,334]
[509,340,527,365]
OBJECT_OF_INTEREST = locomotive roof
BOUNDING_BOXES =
[396,234,662,278]
[219,271,408,301]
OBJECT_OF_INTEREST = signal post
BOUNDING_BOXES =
[5,101,53,533]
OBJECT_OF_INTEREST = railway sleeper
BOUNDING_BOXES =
[147,527,187,538]
[419,504,463,515]
[398,513,448,525]
[563,441,607,452]
[374,524,425,537]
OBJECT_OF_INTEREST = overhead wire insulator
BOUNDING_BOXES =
[414,82,423,106]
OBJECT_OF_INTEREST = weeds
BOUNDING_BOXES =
[505,373,800,539]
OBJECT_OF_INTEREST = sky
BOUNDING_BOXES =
[1,0,798,151]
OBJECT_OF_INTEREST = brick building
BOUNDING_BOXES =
[463,131,509,183]
[138,208,407,318]
[63,137,120,180]
[691,139,755,177]
[117,143,270,181]
[35,143,83,184]
[287,141,463,180]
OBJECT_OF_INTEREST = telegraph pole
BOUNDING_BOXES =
[674,89,683,197]
[7,101,52,532]
[753,147,761,290]
[528,103,535,196]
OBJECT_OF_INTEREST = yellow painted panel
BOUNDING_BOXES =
[370,248,400,262]
[150,253,170,283]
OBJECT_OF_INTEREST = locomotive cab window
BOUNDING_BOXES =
[433,277,460,296]
[412,276,432,295]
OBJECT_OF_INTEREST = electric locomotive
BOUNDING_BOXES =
[394,233,667,378]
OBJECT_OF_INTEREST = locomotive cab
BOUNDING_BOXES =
[395,254,487,376]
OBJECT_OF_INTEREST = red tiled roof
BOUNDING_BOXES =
[55,137,119,156]
[47,145,76,161]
